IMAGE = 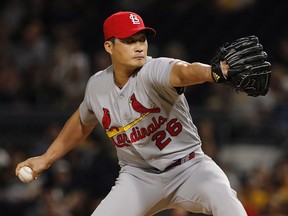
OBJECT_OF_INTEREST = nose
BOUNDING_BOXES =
[135,41,144,53]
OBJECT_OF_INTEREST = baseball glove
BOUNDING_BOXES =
[210,35,272,97]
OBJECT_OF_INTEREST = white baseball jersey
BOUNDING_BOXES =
[79,56,202,171]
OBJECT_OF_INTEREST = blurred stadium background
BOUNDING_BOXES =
[0,0,287,215]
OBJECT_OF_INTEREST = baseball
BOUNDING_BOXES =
[18,166,34,183]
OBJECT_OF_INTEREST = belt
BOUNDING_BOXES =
[165,152,195,171]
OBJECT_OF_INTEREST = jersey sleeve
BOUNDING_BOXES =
[144,57,185,95]
[79,78,99,126]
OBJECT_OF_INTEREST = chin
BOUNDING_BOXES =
[134,58,145,66]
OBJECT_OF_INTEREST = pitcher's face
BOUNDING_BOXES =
[105,33,148,70]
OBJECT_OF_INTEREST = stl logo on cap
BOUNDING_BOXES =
[103,11,156,41]
[129,14,141,25]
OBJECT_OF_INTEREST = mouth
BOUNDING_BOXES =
[133,56,145,60]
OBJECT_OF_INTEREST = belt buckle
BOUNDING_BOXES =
[165,152,195,171]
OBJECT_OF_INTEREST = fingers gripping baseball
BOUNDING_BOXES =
[18,166,35,183]
[16,156,51,183]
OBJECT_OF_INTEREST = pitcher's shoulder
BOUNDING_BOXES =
[90,66,112,81]
[145,56,178,66]
[86,66,113,90]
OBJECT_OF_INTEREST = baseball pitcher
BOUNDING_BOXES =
[16,11,271,216]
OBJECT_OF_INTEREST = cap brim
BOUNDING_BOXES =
[115,27,156,39]
[141,28,156,37]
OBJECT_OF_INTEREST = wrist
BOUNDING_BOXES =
[211,63,227,83]
[42,151,56,168]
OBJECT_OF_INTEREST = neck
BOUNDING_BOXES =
[113,73,129,89]
[113,68,136,89]
[111,61,143,88]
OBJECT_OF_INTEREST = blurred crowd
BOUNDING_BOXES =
[0,0,288,215]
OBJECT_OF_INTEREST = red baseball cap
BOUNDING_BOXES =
[103,11,156,41]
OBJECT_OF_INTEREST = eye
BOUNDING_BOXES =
[119,37,146,44]
[125,39,135,44]
[119,39,134,44]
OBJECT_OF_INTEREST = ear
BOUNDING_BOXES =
[104,41,113,54]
